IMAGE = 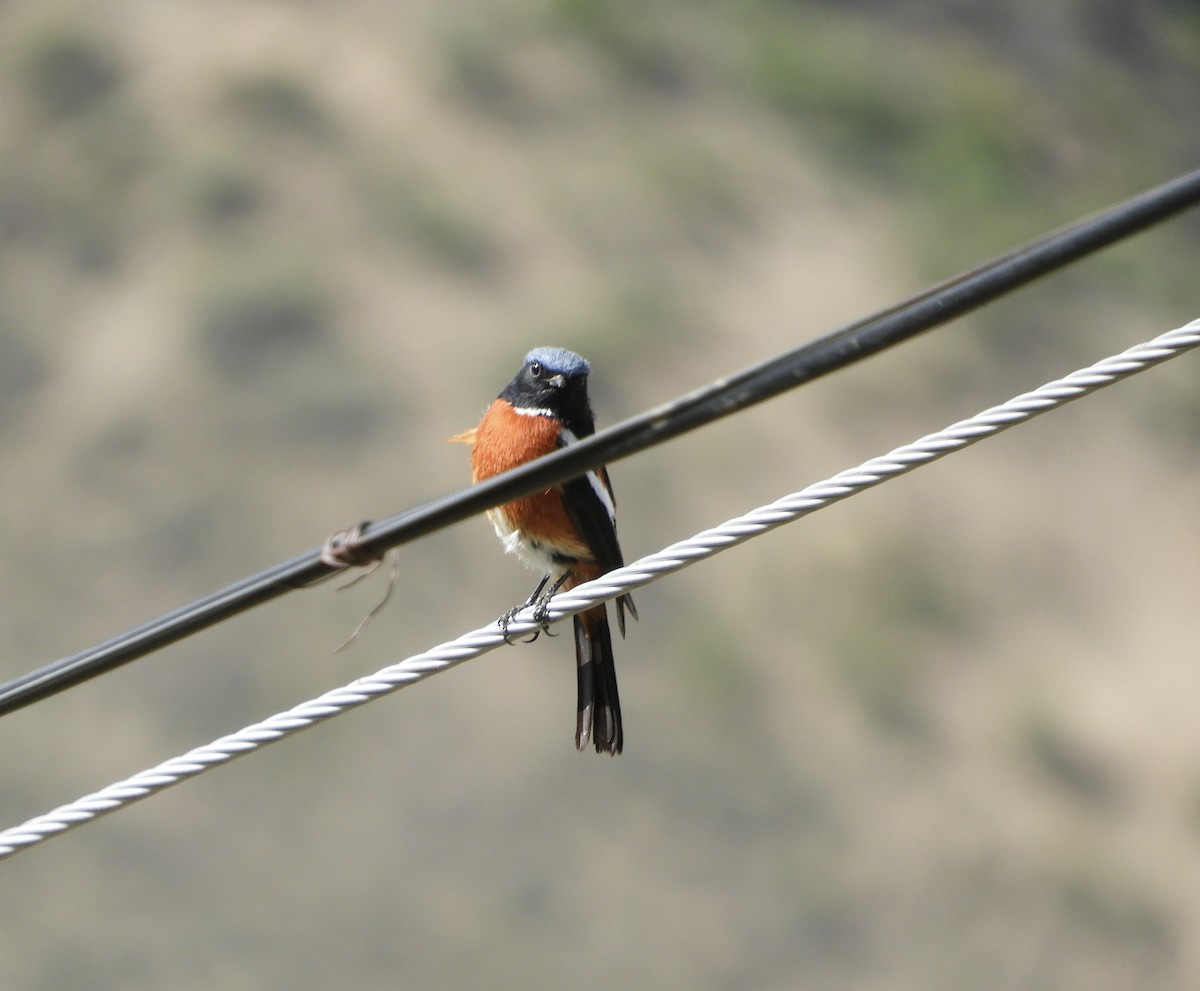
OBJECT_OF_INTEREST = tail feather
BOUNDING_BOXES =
[574,607,623,754]
[615,592,637,638]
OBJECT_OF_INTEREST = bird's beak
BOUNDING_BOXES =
[547,374,566,389]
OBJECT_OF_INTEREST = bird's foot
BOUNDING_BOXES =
[498,605,546,644]
[498,574,568,644]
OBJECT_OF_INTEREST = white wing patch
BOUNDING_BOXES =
[560,427,617,524]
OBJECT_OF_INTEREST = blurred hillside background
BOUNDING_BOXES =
[2,0,1199,988]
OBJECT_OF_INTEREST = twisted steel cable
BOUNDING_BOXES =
[1,318,1197,861]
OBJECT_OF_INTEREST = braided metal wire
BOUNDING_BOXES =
[2,319,1196,860]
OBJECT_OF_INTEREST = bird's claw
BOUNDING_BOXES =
[497,601,555,645]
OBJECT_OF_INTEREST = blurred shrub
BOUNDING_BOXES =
[364,172,500,277]
[547,0,689,91]
[1026,715,1120,808]
[219,73,333,140]
[640,142,748,247]
[0,161,46,243]
[185,160,260,227]
[1056,872,1173,961]
[832,632,933,741]
[748,20,912,157]
[18,29,122,119]
[823,532,978,740]
[193,251,331,380]
[4,22,151,270]
[0,110,150,270]
[743,10,1049,244]
[190,247,385,445]
[442,26,523,115]
[0,318,48,435]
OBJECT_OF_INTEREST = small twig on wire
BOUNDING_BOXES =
[334,551,401,653]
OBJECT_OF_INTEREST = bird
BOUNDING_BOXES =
[452,347,636,754]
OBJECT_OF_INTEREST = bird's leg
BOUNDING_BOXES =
[530,571,572,629]
[499,574,550,644]
[498,571,571,644]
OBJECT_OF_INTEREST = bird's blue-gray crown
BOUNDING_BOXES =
[524,347,590,378]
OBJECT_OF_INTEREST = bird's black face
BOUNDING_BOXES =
[500,347,596,437]
[515,358,586,407]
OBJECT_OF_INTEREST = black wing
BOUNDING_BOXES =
[559,467,638,635]
[560,469,623,573]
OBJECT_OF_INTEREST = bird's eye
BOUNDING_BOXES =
[529,361,543,378]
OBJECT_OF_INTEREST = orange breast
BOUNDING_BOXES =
[470,400,591,560]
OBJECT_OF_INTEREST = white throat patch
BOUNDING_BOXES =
[511,405,554,419]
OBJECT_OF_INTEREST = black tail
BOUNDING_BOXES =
[574,607,623,754]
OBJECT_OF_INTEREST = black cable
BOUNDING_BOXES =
[3,168,1199,718]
